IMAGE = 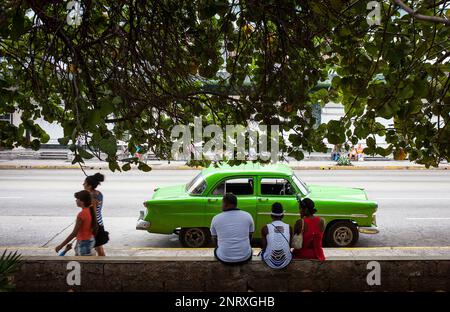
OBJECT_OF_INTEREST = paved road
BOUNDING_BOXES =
[0,169,449,254]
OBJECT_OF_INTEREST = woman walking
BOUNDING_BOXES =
[84,172,109,256]
[292,198,325,261]
[55,190,97,256]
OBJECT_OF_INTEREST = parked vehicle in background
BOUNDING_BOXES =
[137,163,379,248]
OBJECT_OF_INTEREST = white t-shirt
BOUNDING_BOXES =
[210,209,255,263]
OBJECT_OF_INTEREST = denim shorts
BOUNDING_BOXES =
[75,238,95,256]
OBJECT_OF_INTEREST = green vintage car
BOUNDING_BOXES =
[136,163,378,247]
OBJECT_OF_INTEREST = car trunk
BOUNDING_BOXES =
[152,184,186,199]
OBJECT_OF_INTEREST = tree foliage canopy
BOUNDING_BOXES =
[0,0,449,170]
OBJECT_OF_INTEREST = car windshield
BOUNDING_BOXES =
[292,174,310,195]
[186,173,207,195]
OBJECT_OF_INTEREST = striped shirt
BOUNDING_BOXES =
[94,191,104,226]
[262,221,292,269]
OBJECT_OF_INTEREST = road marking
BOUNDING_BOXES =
[406,217,450,220]
[0,196,23,199]
[341,246,450,251]
[0,247,51,250]
[377,198,450,200]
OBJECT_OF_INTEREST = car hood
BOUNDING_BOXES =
[151,184,187,199]
[307,184,368,201]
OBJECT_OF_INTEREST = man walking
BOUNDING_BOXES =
[210,193,254,264]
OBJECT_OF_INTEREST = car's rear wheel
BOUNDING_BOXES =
[179,228,211,248]
[325,220,359,247]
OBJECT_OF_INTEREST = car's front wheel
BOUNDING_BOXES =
[179,228,211,247]
[325,220,359,247]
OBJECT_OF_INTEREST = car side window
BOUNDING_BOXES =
[212,182,225,195]
[261,178,296,196]
[212,178,254,196]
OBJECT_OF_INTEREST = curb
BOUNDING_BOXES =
[0,164,448,170]
[291,165,449,170]
[0,164,202,170]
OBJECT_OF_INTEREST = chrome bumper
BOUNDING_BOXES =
[358,226,379,234]
[136,210,150,230]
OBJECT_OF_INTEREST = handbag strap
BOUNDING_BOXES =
[294,218,304,236]
[269,223,290,246]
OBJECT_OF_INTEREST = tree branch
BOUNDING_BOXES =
[392,0,450,26]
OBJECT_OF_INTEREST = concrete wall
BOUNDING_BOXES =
[12,256,450,292]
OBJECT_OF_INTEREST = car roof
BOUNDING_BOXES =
[201,162,293,179]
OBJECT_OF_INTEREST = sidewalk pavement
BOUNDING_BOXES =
[3,246,450,259]
[0,158,448,170]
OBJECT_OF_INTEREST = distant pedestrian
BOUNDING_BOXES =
[261,202,293,269]
[84,173,109,256]
[349,146,357,161]
[356,144,364,161]
[211,193,254,265]
[55,190,97,256]
[292,198,325,261]
[331,144,341,161]
[134,146,144,161]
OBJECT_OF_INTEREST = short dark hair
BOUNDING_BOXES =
[271,202,283,215]
[74,190,92,207]
[222,193,237,207]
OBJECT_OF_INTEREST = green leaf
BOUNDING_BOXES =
[413,79,428,98]
[58,137,70,146]
[289,150,304,160]
[11,12,25,39]
[326,120,345,144]
[112,96,123,105]
[138,162,152,172]
[122,163,131,171]
[78,148,94,159]
[87,110,102,126]
[71,154,84,164]
[99,99,115,116]
[398,86,414,99]
[108,161,121,172]
[99,137,117,156]
[366,137,376,148]
[40,133,50,144]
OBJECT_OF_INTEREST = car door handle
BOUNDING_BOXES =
[208,198,218,203]
[258,198,269,202]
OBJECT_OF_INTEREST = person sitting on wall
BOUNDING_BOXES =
[356,144,364,161]
[292,198,325,261]
[349,146,357,161]
[210,193,254,265]
[261,202,293,269]
[331,144,341,161]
